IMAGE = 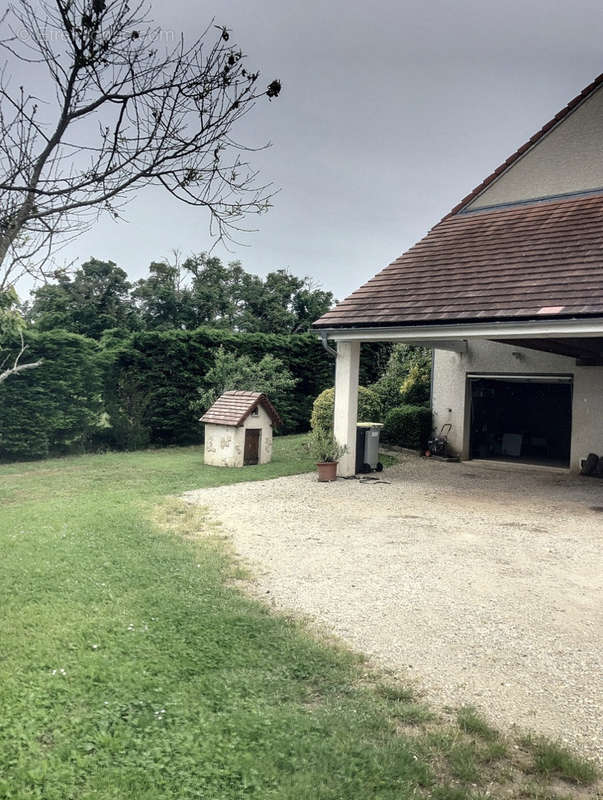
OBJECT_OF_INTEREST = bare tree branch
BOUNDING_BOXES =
[0,329,42,383]
[0,0,281,287]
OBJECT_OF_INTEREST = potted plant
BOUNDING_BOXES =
[307,428,347,482]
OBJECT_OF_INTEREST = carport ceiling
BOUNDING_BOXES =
[494,337,603,365]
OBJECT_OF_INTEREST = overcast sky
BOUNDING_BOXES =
[11,0,603,300]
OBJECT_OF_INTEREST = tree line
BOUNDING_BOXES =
[24,255,335,340]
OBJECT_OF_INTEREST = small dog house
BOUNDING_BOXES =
[200,391,281,468]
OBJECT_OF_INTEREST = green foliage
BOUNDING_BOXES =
[0,287,25,338]
[371,344,432,413]
[32,254,335,337]
[400,361,431,405]
[29,259,138,339]
[306,427,347,462]
[310,386,383,434]
[196,346,297,415]
[0,330,102,460]
[382,404,433,449]
[101,328,333,449]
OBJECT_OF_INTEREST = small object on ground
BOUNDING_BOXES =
[316,461,338,482]
[355,422,384,474]
[427,424,452,458]
[580,453,599,476]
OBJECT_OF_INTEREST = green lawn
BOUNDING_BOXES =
[0,437,598,799]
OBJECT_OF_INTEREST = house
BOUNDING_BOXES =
[200,391,281,467]
[313,74,603,475]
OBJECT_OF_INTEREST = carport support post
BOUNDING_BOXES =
[334,340,360,477]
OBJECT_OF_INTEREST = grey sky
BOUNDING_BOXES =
[12,0,603,301]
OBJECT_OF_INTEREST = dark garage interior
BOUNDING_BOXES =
[469,377,573,467]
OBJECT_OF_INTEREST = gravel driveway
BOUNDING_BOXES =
[184,456,603,762]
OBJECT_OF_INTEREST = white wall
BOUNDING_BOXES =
[431,340,602,470]
[571,366,603,469]
[468,85,603,209]
[204,423,242,467]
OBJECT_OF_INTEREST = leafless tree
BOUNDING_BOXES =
[0,0,281,293]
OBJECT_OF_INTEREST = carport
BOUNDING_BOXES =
[317,317,603,476]
[313,74,603,475]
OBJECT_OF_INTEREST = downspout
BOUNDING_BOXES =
[319,330,337,358]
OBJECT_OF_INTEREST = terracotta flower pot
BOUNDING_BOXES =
[316,461,338,482]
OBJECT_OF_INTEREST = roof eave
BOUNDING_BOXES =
[313,317,603,343]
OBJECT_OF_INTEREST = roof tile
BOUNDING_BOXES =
[200,391,281,427]
[313,194,603,329]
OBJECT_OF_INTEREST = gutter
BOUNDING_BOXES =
[319,330,337,358]
[314,317,603,342]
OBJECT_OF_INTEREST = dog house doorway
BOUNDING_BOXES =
[469,375,573,467]
[244,429,261,465]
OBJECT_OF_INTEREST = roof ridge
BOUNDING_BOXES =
[446,72,603,219]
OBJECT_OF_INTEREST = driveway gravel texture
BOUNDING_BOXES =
[184,456,603,763]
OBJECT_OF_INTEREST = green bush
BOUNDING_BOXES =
[310,386,382,434]
[382,404,432,449]
[371,345,431,414]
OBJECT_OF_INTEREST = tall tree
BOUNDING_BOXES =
[29,259,137,338]
[131,258,192,331]
[236,269,334,333]
[0,0,280,372]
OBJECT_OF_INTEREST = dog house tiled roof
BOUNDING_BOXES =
[200,391,281,427]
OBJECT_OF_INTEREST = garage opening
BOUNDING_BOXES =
[469,375,572,467]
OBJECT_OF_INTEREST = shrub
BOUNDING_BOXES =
[383,404,432,449]
[400,362,431,405]
[306,428,347,463]
[310,386,382,434]
[371,345,431,414]
[195,346,297,415]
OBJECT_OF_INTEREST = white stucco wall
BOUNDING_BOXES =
[204,423,242,467]
[467,84,603,209]
[431,340,603,471]
[203,405,274,467]
[571,366,603,469]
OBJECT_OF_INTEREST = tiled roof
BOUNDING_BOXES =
[448,72,603,217]
[200,391,281,427]
[313,194,603,329]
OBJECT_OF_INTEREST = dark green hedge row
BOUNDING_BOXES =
[0,329,389,461]
[382,404,433,450]
[0,331,103,461]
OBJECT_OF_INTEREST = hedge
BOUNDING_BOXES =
[0,330,102,461]
[382,404,433,450]
[0,327,391,461]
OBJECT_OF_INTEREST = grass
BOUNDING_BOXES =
[0,437,599,799]
[520,735,599,785]
[457,706,501,742]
